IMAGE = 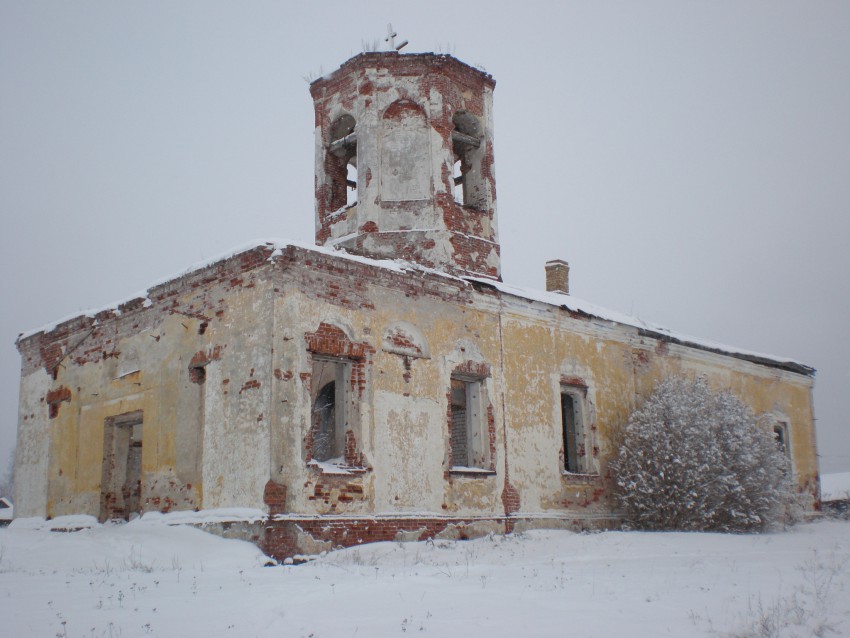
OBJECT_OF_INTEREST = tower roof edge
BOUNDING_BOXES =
[309,52,495,92]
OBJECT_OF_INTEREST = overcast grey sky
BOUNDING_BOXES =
[1,1,848,480]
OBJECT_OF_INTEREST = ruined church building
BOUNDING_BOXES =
[14,52,818,558]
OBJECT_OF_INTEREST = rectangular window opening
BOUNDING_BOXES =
[561,388,585,474]
[310,357,348,465]
[773,422,792,462]
[450,375,488,470]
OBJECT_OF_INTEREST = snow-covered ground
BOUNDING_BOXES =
[1,517,848,637]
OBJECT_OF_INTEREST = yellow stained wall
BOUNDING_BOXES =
[269,270,817,519]
[43,311,204,518]
[498,303,817,514]
[26,262,276,520]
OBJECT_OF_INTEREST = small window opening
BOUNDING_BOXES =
[310,358,347,464]
[773,422,791,461]
[189,365,206,384]
[329,114,357,211]
[561,388,585,473]
[449,375,487,469]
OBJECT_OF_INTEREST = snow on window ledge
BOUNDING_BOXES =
[307,460,368,475]
[449,466,496,477]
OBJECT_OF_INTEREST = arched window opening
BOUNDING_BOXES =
[451,111,482,208]
[328,114,357,210]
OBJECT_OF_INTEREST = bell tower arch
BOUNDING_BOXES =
[310,52,500,280]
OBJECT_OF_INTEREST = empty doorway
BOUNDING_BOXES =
[100,411,143,521]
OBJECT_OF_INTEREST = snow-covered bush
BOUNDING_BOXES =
[613,376,791,532]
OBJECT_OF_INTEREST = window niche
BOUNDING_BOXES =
[328,114,357,210]
[448,364,494,473]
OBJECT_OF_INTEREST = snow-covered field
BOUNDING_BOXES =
[1,516,848,638]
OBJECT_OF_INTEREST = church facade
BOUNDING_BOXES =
[14,53,818,558]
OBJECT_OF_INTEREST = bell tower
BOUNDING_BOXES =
[310,52,500,280]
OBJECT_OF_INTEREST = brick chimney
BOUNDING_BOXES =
[545,260,569,294]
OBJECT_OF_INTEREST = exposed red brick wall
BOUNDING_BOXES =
[262,514,616,561]
[343,430,365,468]
[263,516,500,560]
[45,385,71,419]
[560,375,588,390]
[305,471,367,511]
[263,480,288,516]
[305,323,370,361]
[143,479,198,514]
[188,345,222,383]
[453,360,490,379]
[501,480,521,521]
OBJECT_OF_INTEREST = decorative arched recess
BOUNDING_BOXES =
[380,100,430,201]
[381,321,430,359]
[116,343,140,379]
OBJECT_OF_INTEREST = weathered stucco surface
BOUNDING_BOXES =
[15,248,278,519]
[14,243,818,540]
[13,367,52,518]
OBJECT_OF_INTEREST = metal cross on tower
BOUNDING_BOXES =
[385,23,408,52]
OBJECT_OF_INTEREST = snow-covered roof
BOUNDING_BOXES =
[17,239,407,341]
[18,239,814,376]
[468,277,814,376]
